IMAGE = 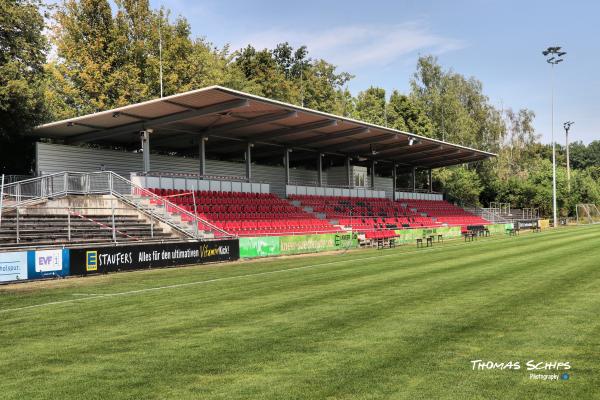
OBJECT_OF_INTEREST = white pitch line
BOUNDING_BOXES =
[0,251,406,314]
[0,226,582,315]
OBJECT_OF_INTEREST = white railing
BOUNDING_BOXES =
[0,171,234,239]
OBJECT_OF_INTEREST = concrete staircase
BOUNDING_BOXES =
[0,213,174,248]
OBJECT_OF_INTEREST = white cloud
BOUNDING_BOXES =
[230,21,465,70]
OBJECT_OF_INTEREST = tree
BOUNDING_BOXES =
[0,0,48,173]
[433,166,483,206]
[386,90,433,136]
[410,55,505,152]
[353,87,386,126]
[46,0,245,119]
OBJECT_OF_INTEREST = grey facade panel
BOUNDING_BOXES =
[36,143,329,197]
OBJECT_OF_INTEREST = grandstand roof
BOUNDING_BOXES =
[34,86,495,169]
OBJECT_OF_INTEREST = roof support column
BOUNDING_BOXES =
[246,143,253,182]
[392,163,397,200]
[428,169,433,193]
[199,136,207,176]
[317,154,323,187]
[141,130,151,173]
[284,148,290,185]
[346,157,352,188]
[412,167,417,192]
[370,160,376,190]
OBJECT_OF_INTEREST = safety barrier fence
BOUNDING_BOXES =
[0,171,233,240]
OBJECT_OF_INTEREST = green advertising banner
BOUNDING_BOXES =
[239,236,281,258]
[240,232,358,258]
[393,226,462,244]
[486,223,514,235]
[280,232,358,255]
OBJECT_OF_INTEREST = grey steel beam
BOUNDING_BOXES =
[392,163,397,199]
[152,110,297,146]
[246,143,253,181]
[375,144,440,160]
[324,134,395,152]
[410,150,464,165]
[424,154,483,169]
[371,159,376,190]
[318,154,323,187]
[289,127,369,146]
[346,157,352,187]
[428,169,433,192]
[199,136,207,175]
[141,130,151,172]
[67,98,249,144]
[251,119,337,141]
[284,148,291,185]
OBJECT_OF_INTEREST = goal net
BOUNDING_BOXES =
[576,204,600,225]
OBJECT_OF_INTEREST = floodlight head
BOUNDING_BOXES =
[556,59,563,63]
[547,56,555,62]
[542,50,550,56]
[408,137,415,146]
[557,52,566,56]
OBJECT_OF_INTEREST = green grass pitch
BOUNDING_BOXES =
[1,225,600,399]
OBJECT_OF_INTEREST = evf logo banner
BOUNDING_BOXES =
[35,250,63,272]
[0,251,28,282]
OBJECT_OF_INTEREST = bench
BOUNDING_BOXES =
[531,225,541,233]
[437,234,444,243]
[463,231,476,242]
[416,238,424,248]
[508,228,519,236]
[426,236,434,247]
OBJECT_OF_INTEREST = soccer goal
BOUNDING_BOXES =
[576,204,600,225]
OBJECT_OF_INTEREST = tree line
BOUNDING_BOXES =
[1,0,599,216]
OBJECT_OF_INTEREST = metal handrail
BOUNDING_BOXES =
[0,171,234,239]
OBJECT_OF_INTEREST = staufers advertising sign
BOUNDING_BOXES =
[69,239,239,275]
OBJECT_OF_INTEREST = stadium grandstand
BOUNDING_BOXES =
[1,85,496,253]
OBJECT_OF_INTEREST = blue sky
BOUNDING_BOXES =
[149,0,598,144]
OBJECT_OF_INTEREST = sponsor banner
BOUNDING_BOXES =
[279,232,358,255]
[393,226,462,244]
[35,249,63,272]
[0,251,28,282]
[28,249,70,279]
[516,220,539,229]
[486,223,511,235]
[239,236,281,258]
[334,232,359,249]
[69,239,239,275]
[539,219,550,229]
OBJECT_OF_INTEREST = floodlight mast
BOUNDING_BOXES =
[563,121,574,191]
[543,46,566,228]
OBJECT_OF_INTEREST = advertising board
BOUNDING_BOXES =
[0,251,28,282]
[69,239,239,275]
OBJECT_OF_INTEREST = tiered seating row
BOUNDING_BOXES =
[400,200,489,226]
[148,189,343,236]
[289,195,442,233]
